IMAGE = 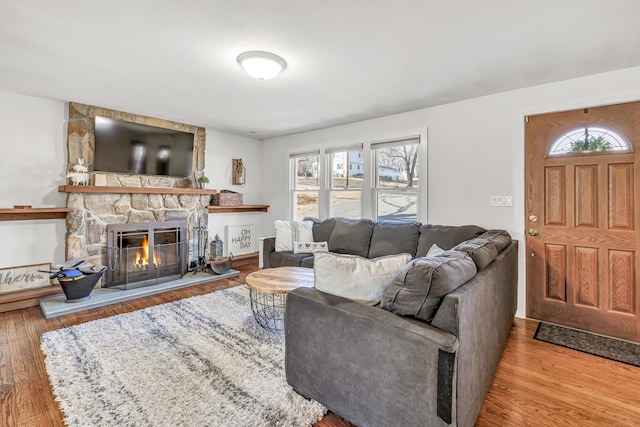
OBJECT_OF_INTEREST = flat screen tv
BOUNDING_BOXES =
[93,116,194,178]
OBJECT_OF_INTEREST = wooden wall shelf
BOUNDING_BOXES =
[0,208,73,221]
[208,205,269,213]
[58,185,217,195]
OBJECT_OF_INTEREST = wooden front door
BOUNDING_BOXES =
[526,101,640,342]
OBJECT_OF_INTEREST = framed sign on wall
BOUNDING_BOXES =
[225,225,256,256]
[0,263,52,294]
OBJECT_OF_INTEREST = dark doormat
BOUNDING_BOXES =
[534,322,640,368]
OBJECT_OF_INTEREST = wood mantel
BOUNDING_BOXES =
[0,208,73,221]
[58,185,217,195]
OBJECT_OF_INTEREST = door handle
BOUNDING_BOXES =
[528,229,538,236]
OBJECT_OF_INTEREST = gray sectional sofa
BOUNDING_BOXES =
[262,217,518,427]
[262,218,486,269]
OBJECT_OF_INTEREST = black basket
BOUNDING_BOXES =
[58,271,104,303]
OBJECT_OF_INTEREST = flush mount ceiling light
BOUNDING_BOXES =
[237,51,286,80]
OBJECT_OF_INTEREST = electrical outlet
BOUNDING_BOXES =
[490,196,513,207]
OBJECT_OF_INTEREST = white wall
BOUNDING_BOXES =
[261,65,640,318]
[0,91,68,268]
[204,129,263,256]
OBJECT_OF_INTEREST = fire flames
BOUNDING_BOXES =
[132,235,161,269]
[133,235,149,268]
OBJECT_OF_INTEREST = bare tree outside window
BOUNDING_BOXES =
[376,144,419,188]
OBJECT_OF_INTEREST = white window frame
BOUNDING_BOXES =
[371,136,421,222]
[286,129,426,223]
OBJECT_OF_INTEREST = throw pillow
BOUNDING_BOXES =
[314,251,412,306]
[274,220,314,252]
[426,243,445,257]
[293,241,329,254]
[381,251,477,322]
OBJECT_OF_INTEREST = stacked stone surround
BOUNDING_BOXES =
[64,103,210,287]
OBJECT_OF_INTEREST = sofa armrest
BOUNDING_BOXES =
[431,240,518,427]
[285,288,458,427]
[260,236,275,269]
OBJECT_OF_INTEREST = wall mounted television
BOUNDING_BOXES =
[93,116,195,178]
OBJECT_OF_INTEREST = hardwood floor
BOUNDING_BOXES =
[1,263,639,426]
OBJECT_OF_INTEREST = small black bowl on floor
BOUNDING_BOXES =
[59,271,104,303]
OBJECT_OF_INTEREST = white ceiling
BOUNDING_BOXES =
[1,1,640,138]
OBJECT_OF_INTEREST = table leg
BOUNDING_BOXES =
[249,288,287,332]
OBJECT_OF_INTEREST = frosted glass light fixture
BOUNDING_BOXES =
[237,51,286,80]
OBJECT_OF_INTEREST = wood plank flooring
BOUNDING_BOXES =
[1,263,639,426]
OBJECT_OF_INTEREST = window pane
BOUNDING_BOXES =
[377,191,417,221]
[331,150,363,189]
[294,191,318,221]
[548,126,630,155]
[376,143,419,189]
[331,190,362,219]
[293,155,320,189]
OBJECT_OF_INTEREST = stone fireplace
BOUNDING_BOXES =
[63,103,213,288]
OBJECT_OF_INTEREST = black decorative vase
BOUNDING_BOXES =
[59,271,103,303]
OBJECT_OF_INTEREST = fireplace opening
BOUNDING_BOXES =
[106,220,188,289]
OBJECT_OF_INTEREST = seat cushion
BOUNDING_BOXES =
[314,251,412,305]
[368,221,420,258]
[269,251,309,267]
[415,224,485,257]
[301,256,315,268]
[328,218,375,257]
[381,251,477,322]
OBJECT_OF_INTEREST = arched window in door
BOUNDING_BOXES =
[548,126,630,155]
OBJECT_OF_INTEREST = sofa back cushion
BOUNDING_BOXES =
[368,221,420,258]
[328,218,375,257]
[415,224,485,257]
[452,229,511,270]
[310,217,338,243]
[380,251,477,322]
[314,251,412,305]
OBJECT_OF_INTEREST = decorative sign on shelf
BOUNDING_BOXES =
[0,262,52,294]
[225,224,256,256]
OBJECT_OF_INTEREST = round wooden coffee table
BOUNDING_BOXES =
[245,267,314,332]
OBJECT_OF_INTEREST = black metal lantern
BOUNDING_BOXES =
[210,234,224,260]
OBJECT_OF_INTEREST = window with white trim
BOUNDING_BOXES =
[328,146,363,218]
[373,137,420,221]
[290,151,320,221]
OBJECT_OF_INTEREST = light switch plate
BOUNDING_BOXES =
[490,196,513,207]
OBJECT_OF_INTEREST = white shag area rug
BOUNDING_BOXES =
[40,285,326,427]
